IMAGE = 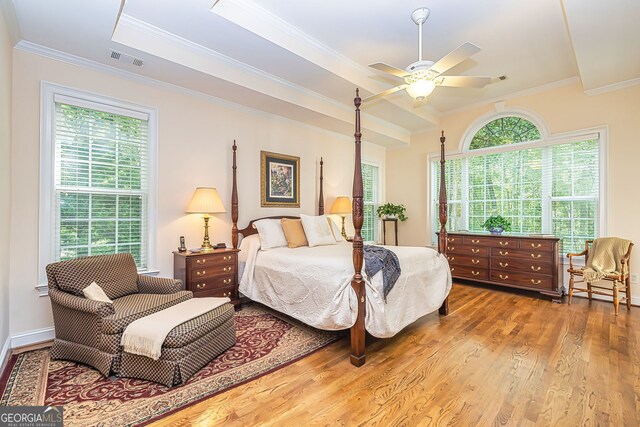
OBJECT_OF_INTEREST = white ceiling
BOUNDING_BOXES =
[4,0,639,147]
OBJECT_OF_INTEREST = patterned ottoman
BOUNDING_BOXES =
[119,302,236,387]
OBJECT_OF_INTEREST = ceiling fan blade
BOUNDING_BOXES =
[437,76,492,88]
[369,63,409,78]
[363,84,408,102]
[429,42,481,75]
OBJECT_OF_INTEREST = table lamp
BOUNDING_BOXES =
[331,196,352,240]
[185,187,226,252]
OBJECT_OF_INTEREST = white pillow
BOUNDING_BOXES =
[253,219,288,250]
[300,214,337,247]
[327,215,344,242]
[82,281,113,303]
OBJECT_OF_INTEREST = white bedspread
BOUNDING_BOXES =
[239,235,451,338]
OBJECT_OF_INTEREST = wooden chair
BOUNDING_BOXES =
[567,239,633,315]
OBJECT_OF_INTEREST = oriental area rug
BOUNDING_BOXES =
[0,304,340,426]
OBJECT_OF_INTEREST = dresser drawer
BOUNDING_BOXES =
[490,258,552,275]
[447,254,489,268]
[490,248,549,261]
[192,284,235,298]
[444,235,463,245]
[187,253,236,269]
[490,270,553,290]
[450,265,489,280]
[447,245,490,256]
[189,264,235,280]
[519,239,555,252]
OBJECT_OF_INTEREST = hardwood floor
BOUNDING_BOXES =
[151,283,640,426]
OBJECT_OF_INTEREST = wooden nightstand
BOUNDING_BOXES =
[173,248,240,306]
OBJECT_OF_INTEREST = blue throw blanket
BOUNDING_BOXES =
[363,245,401,302]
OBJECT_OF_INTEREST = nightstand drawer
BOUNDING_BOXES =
[192,284,235,298]
[189,265,235,280]
[187,253,236,268]
[191,275,234,291]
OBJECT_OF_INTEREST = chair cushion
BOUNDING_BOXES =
[102,291,192,334]
[50,253,139,300]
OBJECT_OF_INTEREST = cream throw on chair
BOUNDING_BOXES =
[582,237,632,282]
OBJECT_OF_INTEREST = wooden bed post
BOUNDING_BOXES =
[350,89,366,367]
[232,141,239,249]
[318,157,325,215]
[438,131,449,315]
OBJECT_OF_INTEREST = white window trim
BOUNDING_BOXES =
[362,159,382,243]
[38,82,158,296]
[427,121,608,258]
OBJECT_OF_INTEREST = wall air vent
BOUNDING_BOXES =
[109,50,144,67]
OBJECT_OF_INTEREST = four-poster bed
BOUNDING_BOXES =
[231,89,450,366]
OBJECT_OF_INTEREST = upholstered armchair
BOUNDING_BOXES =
[47,253,192,376]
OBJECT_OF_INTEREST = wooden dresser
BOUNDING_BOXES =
[441,232,564,301]
[173,248,240,306]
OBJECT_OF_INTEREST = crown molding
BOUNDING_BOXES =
[113,14,410,145]
[14,40,400,147]
[584,77,640,96]
[211,0,440,126]
[0,0,21,46]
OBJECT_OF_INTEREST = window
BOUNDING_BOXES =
[431,114,603,255]
[361,162,379,242]
[40,84,157,286]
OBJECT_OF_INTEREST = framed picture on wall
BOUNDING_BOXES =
[261,151,300,207]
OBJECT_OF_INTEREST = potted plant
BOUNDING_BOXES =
[483,215,512,235]
[376,203,407,221]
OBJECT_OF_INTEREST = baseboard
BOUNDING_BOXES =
[10,327,55,349]
[0,335,10,375]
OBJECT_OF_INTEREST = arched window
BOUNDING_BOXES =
[430,113,604,254]
[469,116,541,150]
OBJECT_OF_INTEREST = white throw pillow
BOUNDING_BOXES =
[327,215,345,242]
[82,281,113,303]
[300,214,337,247]
[253,218,288,250]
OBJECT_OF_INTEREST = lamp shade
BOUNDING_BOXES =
[331,196,352,215]
[185,187,226,214]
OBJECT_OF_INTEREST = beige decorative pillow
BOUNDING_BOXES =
[82,281,113,304]
[281,218,308,248]
[300,214,337,247]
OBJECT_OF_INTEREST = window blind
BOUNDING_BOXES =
[362,163,379,242]
[54,101,150,269]
[431,138,600,254]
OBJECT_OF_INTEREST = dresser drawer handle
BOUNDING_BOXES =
[499,274,509,280]
[530,243,542,248]
[499,262,509,267]
[499,251,509,256]
[530,253,541,259]
[196,270,206,276]
[499,241,509,246]
[531,266,541,271]
[196,259,206,265]
[222,291,230,297]
[472,271,480,276]
[447,238,455,242]
[471,259,480,264]
[447,256,455,261]
[196,283,206,289]
[471,248,480,254]
[531,279,542,285]
[223,266,232,273]
[451,268,455,272]
[223,278,232,285]
[471,239,480,244]
[447,246,454,251]
[223,255,232,261]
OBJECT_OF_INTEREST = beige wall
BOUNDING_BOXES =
[9,49,385,336]
[387,81,640,301]
[0,7,13,356]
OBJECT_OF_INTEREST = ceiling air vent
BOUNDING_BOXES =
[109,50,144,67]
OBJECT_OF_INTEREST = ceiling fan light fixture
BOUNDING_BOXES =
[405,78,436,101]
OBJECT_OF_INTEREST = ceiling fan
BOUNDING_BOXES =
[366,7,493,102]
